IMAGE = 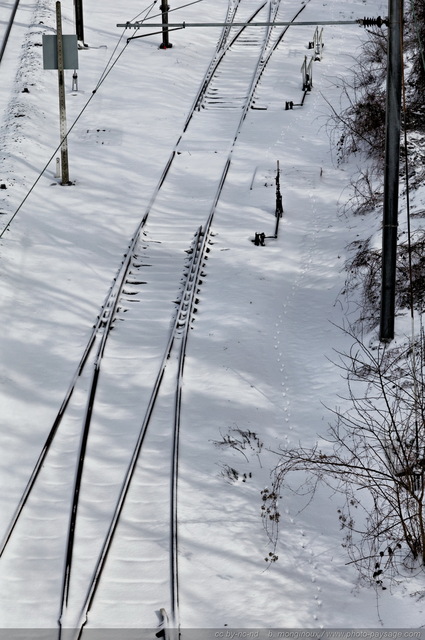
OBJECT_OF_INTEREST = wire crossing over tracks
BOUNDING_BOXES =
[119,17,387,29]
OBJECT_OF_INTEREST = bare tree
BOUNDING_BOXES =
[264,330,425,587]
[341,229,425,334]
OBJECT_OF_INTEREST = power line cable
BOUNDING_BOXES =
[98,0,158,85]
[141,0,205,22]
[410,0,425,74]
[400,11,421,460]
[0,2,158,240]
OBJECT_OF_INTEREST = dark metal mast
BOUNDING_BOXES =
[380,0,403,341]
[160,0,173,49]
[74,0,85,45]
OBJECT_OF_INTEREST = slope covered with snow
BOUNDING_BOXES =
[0,0,423,632]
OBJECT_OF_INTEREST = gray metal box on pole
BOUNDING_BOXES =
[42,34,79,69]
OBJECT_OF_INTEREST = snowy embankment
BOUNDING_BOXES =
[0,0,424,631]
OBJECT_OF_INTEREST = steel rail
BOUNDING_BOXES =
[0,0,235,619]
[74,225,206,638]
[70,3,249,629]
[168,155,229,634]
[75,153,229,637]
[216,0,242,52]
[1,0,316,632]
[170,1,297,618]
[230,0,275,138]
[170,221,214,630]
[75,1,313,633]
[187,0,267,118]
[169,0,314,621]
[57,214,149,634]
[251,0,311,102]
[0,216,149,561]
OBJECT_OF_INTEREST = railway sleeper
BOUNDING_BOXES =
[122,289,140,296]
[125,277,147,285]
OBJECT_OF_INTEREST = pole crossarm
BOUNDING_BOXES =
[117,17,388,29]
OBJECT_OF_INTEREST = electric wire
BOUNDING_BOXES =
[401,51,414,328]
[0,2,157,241]
[0,0,197,562]
[140,0,205,23]
[96,2,157,86]
[0,0,21,63]
[2,0,310,631]
[127,25,186,43]
[57,214,148,636]
[408,1,425,458]
[400,8,420,460]
[410,0,425,75]
[0,0,157,562]
[0,0,157,580]
[76,2,288,633]
[126,0,207,42]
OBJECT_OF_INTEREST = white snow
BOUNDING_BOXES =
[0,0,423,633]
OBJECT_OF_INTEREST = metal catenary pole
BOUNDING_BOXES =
[160,0,172,49]
[380,0,403,341]
[74,0,85,45]
[56,1,70,185]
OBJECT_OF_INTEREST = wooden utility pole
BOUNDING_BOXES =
[56,1,70,185]
[159,0,172,49]
[380,0,403,341]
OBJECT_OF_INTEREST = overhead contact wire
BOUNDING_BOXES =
[0,0,159,240]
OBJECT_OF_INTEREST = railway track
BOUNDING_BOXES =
[0,0,313,634]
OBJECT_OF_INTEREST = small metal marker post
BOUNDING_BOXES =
[301,55,313,91]
[313,26,324,60]
[56,1,70,184]
[72,69,78,91]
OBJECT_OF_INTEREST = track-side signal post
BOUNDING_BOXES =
[309,26,324,60]
[301,55,313,92]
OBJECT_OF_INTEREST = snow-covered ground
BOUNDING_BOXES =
[0,0,424,632]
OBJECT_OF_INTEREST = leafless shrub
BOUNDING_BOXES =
[342,230,425,333]
[405,1,425,120]
[342,240,381,332]
[214,427,263,461]
[340,166,384,216]
[214,427,263,484]
[326,28,387,165]
[266,329,425,587]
